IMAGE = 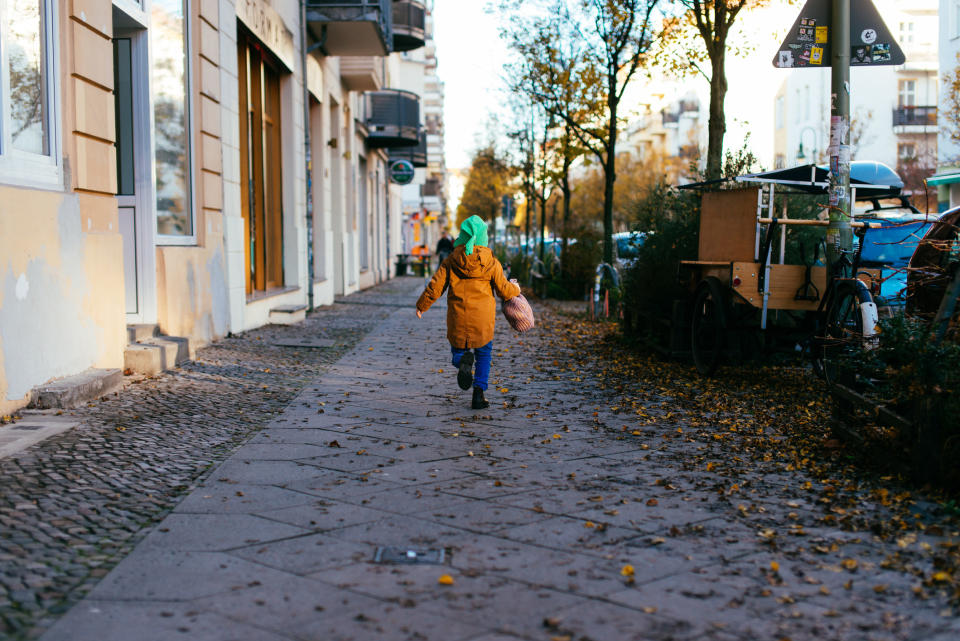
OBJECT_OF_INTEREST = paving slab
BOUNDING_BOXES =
[10,277,957,641]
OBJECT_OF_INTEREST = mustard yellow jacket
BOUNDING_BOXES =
[416,246,520,348]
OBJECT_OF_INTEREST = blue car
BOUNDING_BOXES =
[858,213,938,307]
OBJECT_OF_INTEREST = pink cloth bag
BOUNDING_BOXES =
[502,291,535,332]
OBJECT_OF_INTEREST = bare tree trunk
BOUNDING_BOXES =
[706,47,728,181]
[602,98,618,265]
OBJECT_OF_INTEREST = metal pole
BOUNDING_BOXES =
[301,0,316,312]
[827,0,852,274]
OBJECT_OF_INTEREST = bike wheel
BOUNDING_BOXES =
[691,277,728,376]
[817,281,875,386]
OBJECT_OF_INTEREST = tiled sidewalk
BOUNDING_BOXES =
[31,280,960,641]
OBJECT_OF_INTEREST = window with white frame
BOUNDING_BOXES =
[152,0,194,241]
[898,79,916,108]
[898,142,916,160]
[0,0,60,187]
[775,95,785,130]
[899,21,914,45]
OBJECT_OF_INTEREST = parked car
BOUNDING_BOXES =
[857,208,939,308]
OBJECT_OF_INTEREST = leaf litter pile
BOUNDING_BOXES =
[529,303,959,617]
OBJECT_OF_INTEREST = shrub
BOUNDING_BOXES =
[620,182,700,316]
[839,315,960,487]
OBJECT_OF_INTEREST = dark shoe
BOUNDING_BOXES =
[471,387,489,410]
[457,352,474,390]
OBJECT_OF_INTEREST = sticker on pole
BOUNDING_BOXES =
[772,0,905,68]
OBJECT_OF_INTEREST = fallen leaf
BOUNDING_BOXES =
[437,574,454,585]
[621,564,635,577]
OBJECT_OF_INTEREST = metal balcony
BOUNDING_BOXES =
[389,128,427,166]
[392,0,426,52]
[893,106,937,127]
[364,89,420,148]
[306,0,391,57]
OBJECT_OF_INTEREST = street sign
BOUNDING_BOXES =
[389,160,415,185]
[772,0,904,69]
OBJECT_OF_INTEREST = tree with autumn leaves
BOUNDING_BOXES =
[496,0,775,268]
[455,144,513,230]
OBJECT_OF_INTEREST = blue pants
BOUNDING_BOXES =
[451,342,492,391]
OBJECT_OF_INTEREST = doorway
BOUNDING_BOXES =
[113,6,155,323]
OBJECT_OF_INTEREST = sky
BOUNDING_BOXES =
[432,1,512,170]
[431,1,901,172]
[431,0,799,171]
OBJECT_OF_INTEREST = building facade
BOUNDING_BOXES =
[772,0,939,208]
[0,0,433,415]
[392,1,446,256]
[932,0,960,208]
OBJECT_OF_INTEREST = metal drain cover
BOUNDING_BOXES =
[271,338,336,349]
[373,547,445,565]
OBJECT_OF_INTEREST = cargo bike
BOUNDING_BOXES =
[678,162,914,377]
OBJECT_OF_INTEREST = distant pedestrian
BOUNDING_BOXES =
[435,231,454,269]
[416,215,520,409]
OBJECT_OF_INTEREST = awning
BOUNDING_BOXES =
[736,161,904,199]
[926,170,960,187]
[679,161,904,200]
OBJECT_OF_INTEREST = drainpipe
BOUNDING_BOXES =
[301,0,315,312]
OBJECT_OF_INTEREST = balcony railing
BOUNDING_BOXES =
[389,129,427,166]
[364,89,420,148]
[305,0,392,56]
[893,106,937,127]
[392,0,426,52]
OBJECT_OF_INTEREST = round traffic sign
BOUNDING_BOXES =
[390,160,416,185]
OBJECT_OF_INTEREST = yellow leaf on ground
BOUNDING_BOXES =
[770,561,780,572]
[437,574,454,585]
[932,571,951,583]
[621,564,635,577]
[841,559,858,571]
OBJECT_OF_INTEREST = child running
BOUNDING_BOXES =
[416,215,521,409]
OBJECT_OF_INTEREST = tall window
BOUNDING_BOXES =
[898,79,917,108]
[898,142,916,160]
[238,28,284,294]
[152,0,193,239]
[0,0,58,185]
[775,95,785,130]
[899,21,914,45]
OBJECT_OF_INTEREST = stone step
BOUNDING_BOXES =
[127,324,159,343]
[29,368,124,409]
[269,304,307,325]
[124,336,192,376]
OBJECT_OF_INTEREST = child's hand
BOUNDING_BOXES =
[416,310,423,319]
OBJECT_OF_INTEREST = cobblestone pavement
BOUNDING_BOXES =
[7,276,960,641]
[0,280,417,640]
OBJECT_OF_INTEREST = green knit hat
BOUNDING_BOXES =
[454,215,488,255]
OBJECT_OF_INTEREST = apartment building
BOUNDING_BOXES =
[0,0,433,415]
[391,0,446,254]
[931,0,960,208]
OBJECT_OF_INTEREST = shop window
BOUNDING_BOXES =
[152,0,194,240]
[238,29,284,294]
[0,0,60,187]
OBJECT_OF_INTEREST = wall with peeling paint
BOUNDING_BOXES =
[0,187,126,415]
